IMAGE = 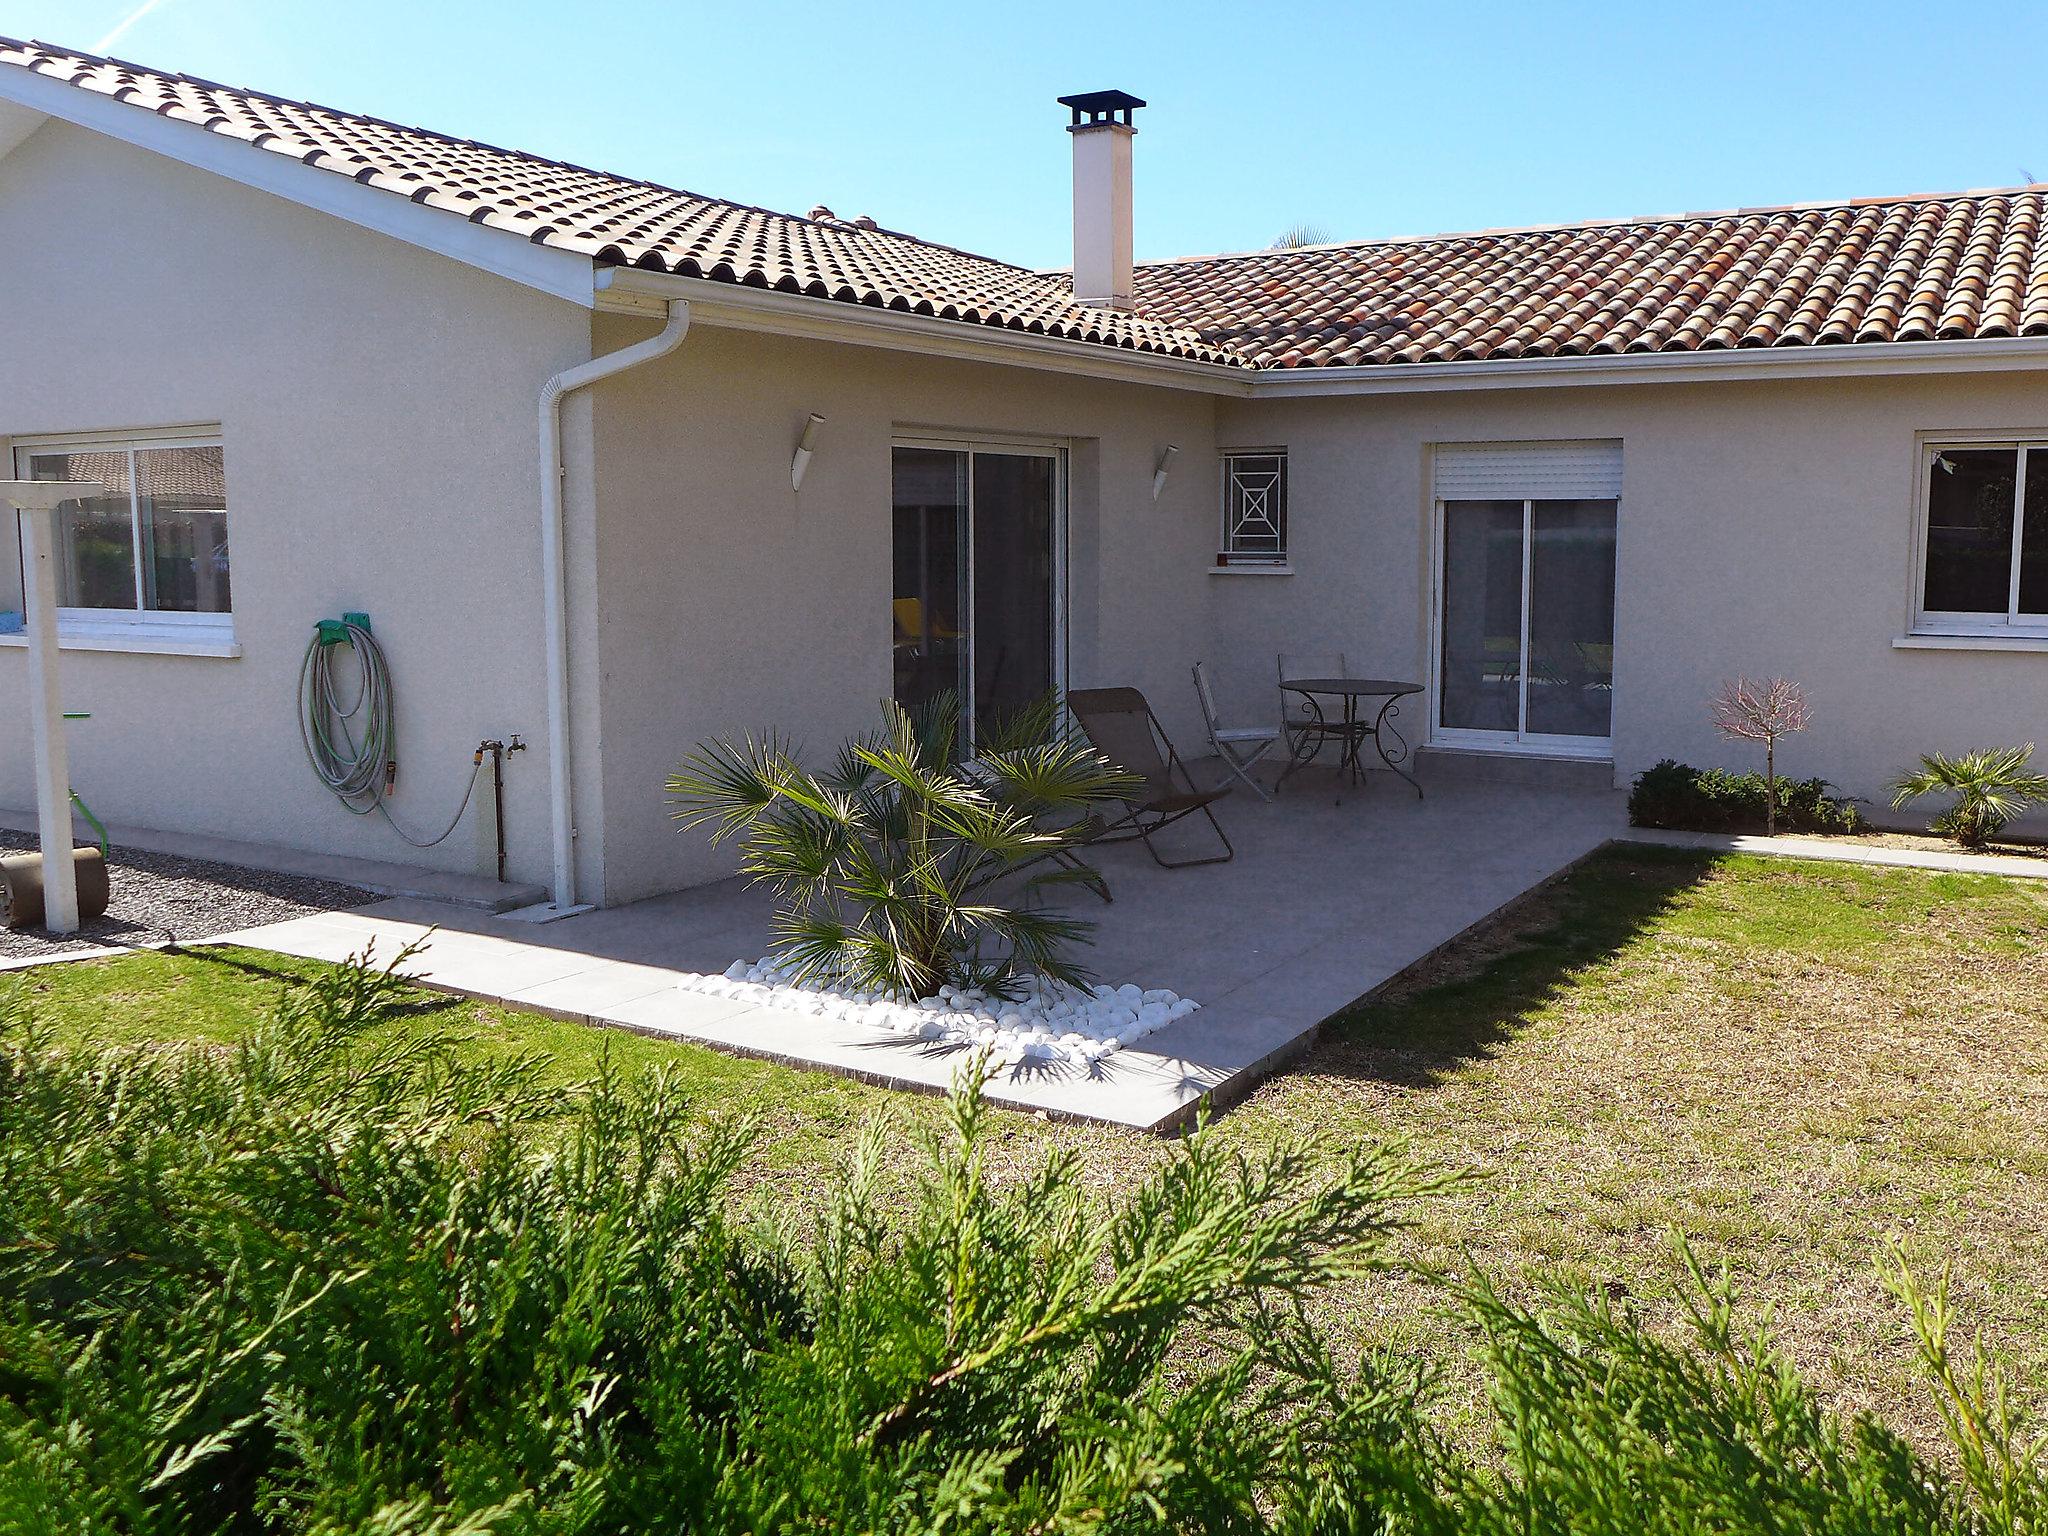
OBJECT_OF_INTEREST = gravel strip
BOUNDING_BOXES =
[0,830,375,961]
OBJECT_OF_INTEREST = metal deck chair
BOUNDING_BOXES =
[1066,687,1234,868]
[1192,660,1278,801]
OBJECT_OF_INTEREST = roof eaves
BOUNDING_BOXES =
[0,47,603,307]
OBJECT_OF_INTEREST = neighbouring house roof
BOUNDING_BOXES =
[7,35,2048,377]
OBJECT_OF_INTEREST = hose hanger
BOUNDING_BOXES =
[298,616,481,850]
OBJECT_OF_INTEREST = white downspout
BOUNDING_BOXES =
[537,299,690,912]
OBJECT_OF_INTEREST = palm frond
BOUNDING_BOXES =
[672,690,1107,993]
[986,905,1098,989]
[975,692,1065,756]
[922,795,1062,859]
[891,693,961,771]
[853,742,967,807]
[820,729,887,795]
[666,733,800,843]
[737,808,852,896]
[771,911,859,988]
[1890,744,2048,846]
[979,735,1140,809]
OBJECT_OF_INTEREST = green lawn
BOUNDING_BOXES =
[7,844,2046,1454]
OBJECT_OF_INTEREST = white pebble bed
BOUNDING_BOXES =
[676,957,1200,1065]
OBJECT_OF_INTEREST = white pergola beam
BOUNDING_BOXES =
[3,481,99,934]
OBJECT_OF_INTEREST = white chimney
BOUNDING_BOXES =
[1059,91,1144,310]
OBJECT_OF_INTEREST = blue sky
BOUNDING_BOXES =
[10,0,2048,267]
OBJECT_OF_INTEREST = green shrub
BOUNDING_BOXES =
[1,958,2040,1535]
[1629,758,1863,835]
[667,694,1135,998]
[1891,745,2048,849]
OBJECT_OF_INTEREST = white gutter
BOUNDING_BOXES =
[536,300,691,913]
[1248,333,2048,396]
[595,268,1255,396]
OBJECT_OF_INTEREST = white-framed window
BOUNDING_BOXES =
[1914,437,2048,637]
[9,426,232,644]
[1218,449,1288,567]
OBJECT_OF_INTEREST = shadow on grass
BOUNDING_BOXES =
[176,942,467,1023]
[1312,843,1720,1090]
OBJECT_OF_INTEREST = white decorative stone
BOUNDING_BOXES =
[671,958,1199,1065]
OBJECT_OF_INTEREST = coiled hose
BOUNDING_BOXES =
[298,621,480,848]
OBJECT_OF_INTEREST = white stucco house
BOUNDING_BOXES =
[4,38,2046,913]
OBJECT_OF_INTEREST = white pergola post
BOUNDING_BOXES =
[3,481,100,934]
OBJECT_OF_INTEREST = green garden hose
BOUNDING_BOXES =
[298,620,480,848]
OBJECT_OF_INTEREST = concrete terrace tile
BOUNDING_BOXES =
[405,945,606,999]
[207,912,360,948]
[210,913,429,968]
[1132,999,1315,1077]
[596,985,757,1037]
[504,961,688,1016]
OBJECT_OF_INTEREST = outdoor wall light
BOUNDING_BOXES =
[1152,444,1180,501]
[790,413,826,491]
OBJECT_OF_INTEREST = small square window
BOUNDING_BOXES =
[1220,450,1287,566]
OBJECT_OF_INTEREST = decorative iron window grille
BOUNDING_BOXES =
[1219,450,1288,566]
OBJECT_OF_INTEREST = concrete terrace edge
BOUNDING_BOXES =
[1617,828,2048,879]
[180,934,1232,1135]
[349,968,1176,1134]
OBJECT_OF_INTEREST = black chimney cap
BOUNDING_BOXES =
[1058,90,1145,128]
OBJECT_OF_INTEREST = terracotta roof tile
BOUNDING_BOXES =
[0,36,1239,366]
[1133,191,2048,367]
[9,36,2048,374]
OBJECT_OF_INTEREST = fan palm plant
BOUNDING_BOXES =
[668,694,1138,998]
[1890,744,2048,848]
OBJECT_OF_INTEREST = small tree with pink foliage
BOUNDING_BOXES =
[1710,676,1811,834]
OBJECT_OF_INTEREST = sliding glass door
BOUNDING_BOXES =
[892,442,1062,746]
[1436,497,1616,751]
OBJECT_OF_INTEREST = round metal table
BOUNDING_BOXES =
[1274,678,1424,797]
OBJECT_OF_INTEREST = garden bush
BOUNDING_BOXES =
[667,693,1134,998]
[1892,745,2048,848]
[1629,758,1863,835]
[1,956,2040,1534]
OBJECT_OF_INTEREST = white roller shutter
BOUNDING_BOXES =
[1431,440,1623,500]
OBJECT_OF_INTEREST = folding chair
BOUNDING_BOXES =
[1192,660,1278,801]
[1066,687,1234,868]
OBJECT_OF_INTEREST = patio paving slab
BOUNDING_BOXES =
[212,774,1629,1132]
[1622,828,2048,879]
